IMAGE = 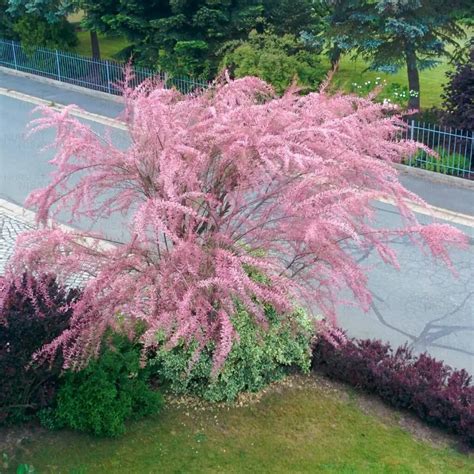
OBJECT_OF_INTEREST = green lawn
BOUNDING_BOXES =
[74,31,130,61]
[2,375,472,473]
[323,28,472,109]
[330,55,452,109]
[73,29,473,108]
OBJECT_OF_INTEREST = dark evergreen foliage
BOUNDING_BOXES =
[443,41,474,131]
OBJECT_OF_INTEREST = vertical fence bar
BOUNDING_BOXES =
[469,131,473,179]
[408,120,415,166]
[430,122,437,172]
[11,40,17,70]
[470,132,473,179]
[462,130,469,178]
[420,122,426,167]
[55,49,61,82]
[425,122,431,171]
[105,60,111,94]
[456,128,463,177]
[441,122,447,172]
[447,126,453,173]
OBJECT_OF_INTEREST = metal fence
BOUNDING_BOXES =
[1,39,472,179]
[405,120,473,179]
[0,39,209,95]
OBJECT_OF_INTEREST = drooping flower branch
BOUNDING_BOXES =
[3,73,467,372]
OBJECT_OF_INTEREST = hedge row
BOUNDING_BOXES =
[312,330,474,446]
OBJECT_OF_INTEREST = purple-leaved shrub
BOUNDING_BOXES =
[313,329,474,446]
[0,274,79,424]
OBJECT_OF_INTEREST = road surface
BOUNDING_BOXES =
[1,71,473,374]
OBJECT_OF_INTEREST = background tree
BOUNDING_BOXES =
[0,0,18,39]
[6,0,78,50]
[12,13,77,51]
[78,0,325,78]
[78,0,265,78]
[324,0,469,109]
[263,0,318,36]
[315,0,358,69]
[442,40,474,130]
[6,1,105,58]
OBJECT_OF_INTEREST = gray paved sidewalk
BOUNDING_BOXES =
[0,69,123,118]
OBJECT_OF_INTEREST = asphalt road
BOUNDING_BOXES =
[1,71,473,374]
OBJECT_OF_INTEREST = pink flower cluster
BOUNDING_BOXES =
[3,73,467,372]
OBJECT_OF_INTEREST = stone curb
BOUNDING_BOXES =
[0,65,123,104]
[0,87,127,129]
[393,164,474,190]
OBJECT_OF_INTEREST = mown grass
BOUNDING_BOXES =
[329,55,452,109]
[3,376,472,473]
[72,30,473,109]
[74,31,130,60]
[73,32,451,108]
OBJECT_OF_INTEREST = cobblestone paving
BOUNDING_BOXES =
[0,208,34,275]
[0,205,90,287]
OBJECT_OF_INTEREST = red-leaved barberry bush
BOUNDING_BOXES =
[1,73,467,373]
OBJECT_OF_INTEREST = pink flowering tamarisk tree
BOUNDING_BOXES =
[2,74,467,372]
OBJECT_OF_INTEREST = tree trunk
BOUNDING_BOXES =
[405,47,420,110]
[90,31,101,60]
[329,45,342,70]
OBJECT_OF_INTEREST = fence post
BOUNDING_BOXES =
[11,40,18,70]
[409,119,415,166]
[105,60,112,94]
[55,49,61,81]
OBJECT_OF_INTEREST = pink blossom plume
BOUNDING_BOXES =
[3,73,467,372]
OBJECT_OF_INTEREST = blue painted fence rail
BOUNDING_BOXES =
[405,120,473,179]
[0,39,472,178]
[0,38,208,95]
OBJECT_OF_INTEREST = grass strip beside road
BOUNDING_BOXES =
[2,375,472,473]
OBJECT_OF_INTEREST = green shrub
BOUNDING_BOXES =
[149,305,313,402]
[221,30,325,94]
[13,14,78,52]
[41,334,163,437]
